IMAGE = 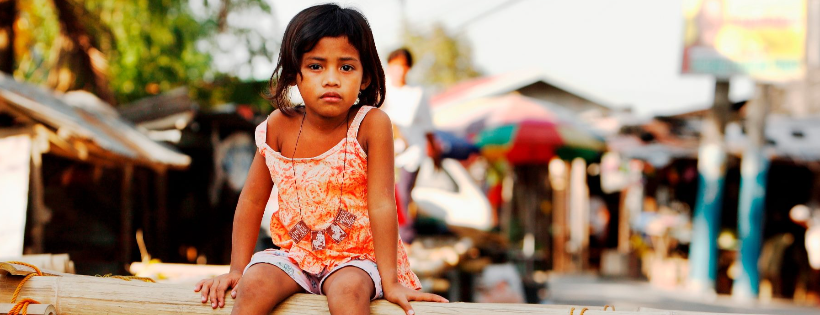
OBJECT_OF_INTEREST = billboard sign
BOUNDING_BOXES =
[682,0,806,82]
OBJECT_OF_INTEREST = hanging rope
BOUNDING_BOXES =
[5,261,156,314]
[8,298,40,315]
[6,261,51,315]
[579,307,589,315]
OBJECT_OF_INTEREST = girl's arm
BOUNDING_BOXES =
[364,109,400,286]
[229,152,274,272]
[195,147,273,308]
[363,109,447,315]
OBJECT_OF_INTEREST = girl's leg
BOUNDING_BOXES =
[322,267,376,315]
[232,263,304,315]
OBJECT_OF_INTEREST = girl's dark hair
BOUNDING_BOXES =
[265,4,385,116]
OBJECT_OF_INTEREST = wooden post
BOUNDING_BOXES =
[549,158,569,272]
[155,167,168,260]
[569,158,590,272]
[499,172,514,242]
[0,0,16,74]
[121,164,134,270]
[617,187,630,254]
[28,128,50,254]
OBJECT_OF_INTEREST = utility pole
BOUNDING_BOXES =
[688,80,731,293]
[731,84,772,300]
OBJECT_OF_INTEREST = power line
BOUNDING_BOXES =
[453,0,526,32]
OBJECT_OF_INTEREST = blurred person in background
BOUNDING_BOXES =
[382,48,442,243]
[789,203,820,302]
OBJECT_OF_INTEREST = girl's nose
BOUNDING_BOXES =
[323,69,341,87]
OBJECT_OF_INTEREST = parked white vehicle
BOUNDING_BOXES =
[412,158,493,231]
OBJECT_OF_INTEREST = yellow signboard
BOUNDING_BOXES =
[682,0,806,82]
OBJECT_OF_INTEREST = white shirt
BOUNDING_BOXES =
[382,81,435,172]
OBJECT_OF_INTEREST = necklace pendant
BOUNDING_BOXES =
[328,222,348,244]
[311,229,327,251]
[289,220,310,243]
[335,208,357,228]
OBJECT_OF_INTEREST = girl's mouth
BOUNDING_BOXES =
[320,92,342,102]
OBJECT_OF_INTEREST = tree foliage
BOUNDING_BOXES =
[10,0,276,106]
[402,24,482,88]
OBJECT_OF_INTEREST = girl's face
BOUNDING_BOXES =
[296,36,369,118]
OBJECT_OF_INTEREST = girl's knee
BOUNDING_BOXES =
[238,265,265,286]
[324,268,374,300]
[239,264,293,292]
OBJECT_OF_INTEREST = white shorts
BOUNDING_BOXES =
[244,249,384,300]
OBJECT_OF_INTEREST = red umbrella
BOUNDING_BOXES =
[476,120,604,164]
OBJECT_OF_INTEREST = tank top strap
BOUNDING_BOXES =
[254,118,269,154]
[347,105,374,139]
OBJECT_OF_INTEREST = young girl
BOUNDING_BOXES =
[194,4,447,315]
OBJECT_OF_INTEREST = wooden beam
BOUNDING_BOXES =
[0,126,33,138]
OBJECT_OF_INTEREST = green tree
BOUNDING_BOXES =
[7,0,276,106]
[401,23,481,88]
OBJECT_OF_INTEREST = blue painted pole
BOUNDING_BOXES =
[689,144,727,291]
[689,80,731,293]
[733,151,769,298]
[732,84,771,300]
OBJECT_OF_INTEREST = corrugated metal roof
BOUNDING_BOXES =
[119,87,198,124]
[430,69,615,110]
[0,73,190,168]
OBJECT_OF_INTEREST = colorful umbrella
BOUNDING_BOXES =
[434,130,480,160]
[475,120,604,164]
[434,94,562,138]
[434,94,605,164]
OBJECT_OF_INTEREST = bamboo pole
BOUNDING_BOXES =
[0,263,763,315]
[0,254,74,274]
[0,303,56,315]
[0,274,650,315]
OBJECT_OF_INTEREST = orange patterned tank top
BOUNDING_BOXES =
[255,105,421,290]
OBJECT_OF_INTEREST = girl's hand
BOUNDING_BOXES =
[194,271,242,309]
[383,283,449,315]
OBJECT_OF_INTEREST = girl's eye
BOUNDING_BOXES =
[341,65,354,71]
[308,64,321,70]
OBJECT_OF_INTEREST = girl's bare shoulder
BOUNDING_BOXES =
[359,107,392,131]
[358,107,393,151]
[265,108,303,151]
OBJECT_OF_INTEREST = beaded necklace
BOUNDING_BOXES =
[287,109,357,251]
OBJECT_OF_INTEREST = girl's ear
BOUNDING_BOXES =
[360,76,371,90]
